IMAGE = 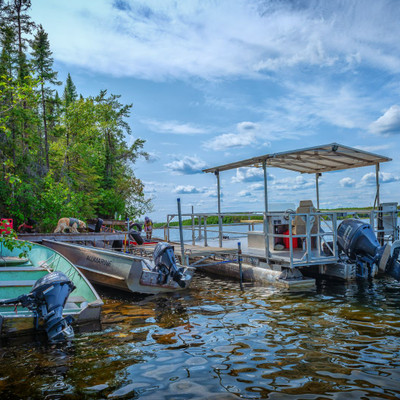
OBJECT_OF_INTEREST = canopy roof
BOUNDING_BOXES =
[203,143,391,174]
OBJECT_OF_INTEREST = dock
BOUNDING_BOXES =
[132,241,316,289]
[17,231,129,242]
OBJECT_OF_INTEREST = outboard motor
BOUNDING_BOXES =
[337,219,400,281]
[153,242,187,288]
[94,218,103,232]
[0,271,76,341]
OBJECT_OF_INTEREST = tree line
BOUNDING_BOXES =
[0,0,152,231]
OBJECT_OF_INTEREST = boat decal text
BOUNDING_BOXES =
[86,255,112,267]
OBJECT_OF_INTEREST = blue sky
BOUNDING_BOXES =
[31,0,400,221]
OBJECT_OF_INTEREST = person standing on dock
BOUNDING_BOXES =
[143,216,153,240]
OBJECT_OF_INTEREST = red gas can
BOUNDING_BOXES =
[283,229,298,249]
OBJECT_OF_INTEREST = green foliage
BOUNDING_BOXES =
[0,3,152,230]
[0,230,32,258]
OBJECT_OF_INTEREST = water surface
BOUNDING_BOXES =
[1,273,399,399]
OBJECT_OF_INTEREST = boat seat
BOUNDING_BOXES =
[0,257,29,266]
[0,267,46,272]
[67,296,87,303]
[293,200,318,235]
[0,280,37,287]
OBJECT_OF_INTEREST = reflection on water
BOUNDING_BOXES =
[1,273,400,399]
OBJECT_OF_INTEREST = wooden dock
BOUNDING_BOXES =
[17,232,129,242]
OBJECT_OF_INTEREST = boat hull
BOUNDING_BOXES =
[0,241,103,338]
[43,240,195,294]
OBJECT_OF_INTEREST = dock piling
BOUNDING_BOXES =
[177,198,185,265]
[238,242,243,290]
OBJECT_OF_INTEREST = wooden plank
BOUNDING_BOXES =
[18,232,129,242]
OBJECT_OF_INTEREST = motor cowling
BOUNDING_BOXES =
[153,242,187,288]
[0,271,76,341]
[337,219,384,263]
[30,271,76,341]
[337,219,400,281]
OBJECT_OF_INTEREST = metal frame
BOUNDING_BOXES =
[200,143,393,269]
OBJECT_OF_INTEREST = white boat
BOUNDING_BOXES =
[43,240,195,294]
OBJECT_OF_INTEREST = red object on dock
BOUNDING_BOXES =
[0,218,13,234]
[283,229,298,249]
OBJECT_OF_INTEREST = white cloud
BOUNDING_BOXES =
[238,190,252,197]
[203,120,273,151]
[273,176,316,191]
[232,168,264,183]
[203,131,256,151]
[142,119,208,135]
[339,177,356,188]
[248,183,264,191]
[359,171,400,186]
[145,152,160,163]
[31,0,400,81]
[165,156,207,175]
[369,105,400,136]
[204,189,223,198]
[173,185,203,194]
[143,181,171,194]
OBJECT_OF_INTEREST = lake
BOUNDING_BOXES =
[0,272,399,399]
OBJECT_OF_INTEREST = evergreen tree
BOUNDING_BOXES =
[61,73,78,173]
[31,24,60,170]
[63,73,77,106]
[0,24,19,165]
[0,4,152,228]
[1,0,35,54]
[0,0,38,167]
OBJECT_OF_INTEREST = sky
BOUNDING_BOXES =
[30,0,400,221]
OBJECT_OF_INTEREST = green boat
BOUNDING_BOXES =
[0,240,103,340]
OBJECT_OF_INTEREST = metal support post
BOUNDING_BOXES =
[191,206,195,245]
[238,242,243,290]
[263,161,270,263]
[216,170,223,248]
[204,215,208,247]
[376,163,384,245]
[177,198,185,265]
[198,215,202,240]
[315,173,321,210]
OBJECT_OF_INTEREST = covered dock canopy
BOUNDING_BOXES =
[202,143,392,248]
[202,143,391,174]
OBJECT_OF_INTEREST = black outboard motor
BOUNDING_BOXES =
[337,219,400,281]
[153,242,187,288]
[94,217,103,232]
[0,271,76,341]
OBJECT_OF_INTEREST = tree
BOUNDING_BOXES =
[0,0,35,55]
[0,4,152,228]
[63,72,77,107]
[31,24,60,170]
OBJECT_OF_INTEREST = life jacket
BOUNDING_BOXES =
[69,218,79,227]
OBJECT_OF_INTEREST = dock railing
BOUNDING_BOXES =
[164,211,265,246]
[266,211,339,268]
[162,207,398,268]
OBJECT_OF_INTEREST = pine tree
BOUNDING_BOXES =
[0,24,19,165]
[1,1,35,54]
[0,0,38,165]
[63,73,77,106]
[31,24,60,170]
